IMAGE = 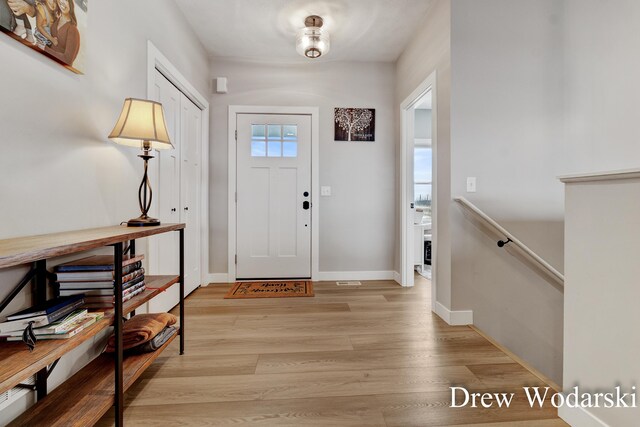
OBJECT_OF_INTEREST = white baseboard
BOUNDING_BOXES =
[207,273,230,284]
[316,271,396,281]
[207,271,396,284]
[393,271,401,284]
[559,405,609,427]
[434,301,473,326]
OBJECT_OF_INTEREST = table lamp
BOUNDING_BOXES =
[108,98,174,227]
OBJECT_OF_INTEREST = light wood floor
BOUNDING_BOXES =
[97,275,567,426]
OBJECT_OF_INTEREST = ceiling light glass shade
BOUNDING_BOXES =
[296,26,330,59]
[108,98,174,150]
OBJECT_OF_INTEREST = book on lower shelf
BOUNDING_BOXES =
[33,309,88,334]
[0,295,85,334]
[3,309,89,337]
[4,312,104,340]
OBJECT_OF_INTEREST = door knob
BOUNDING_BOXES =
[171,208,177,212]
[184,207,189,211]
[303,201,310,210]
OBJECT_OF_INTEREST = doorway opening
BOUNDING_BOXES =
[400,72,437,310]
[412,93,433,282]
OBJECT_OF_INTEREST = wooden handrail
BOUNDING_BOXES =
[454,197,564,287]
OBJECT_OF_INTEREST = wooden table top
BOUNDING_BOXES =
[0,224,185,269]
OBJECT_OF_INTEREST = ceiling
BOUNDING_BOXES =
[174,0,435,63]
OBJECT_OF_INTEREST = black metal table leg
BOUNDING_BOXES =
[34,260,48,400]
[179,229,184,355]
[34,260,47,305]
[114,243,124,427]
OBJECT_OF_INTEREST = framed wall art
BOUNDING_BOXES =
[0,0,88,73]
[334,108,375,142]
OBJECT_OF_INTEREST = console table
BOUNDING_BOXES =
[0,224,186,426]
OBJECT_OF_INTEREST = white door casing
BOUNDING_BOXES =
[400,71,437,310]
[236,113,312,279]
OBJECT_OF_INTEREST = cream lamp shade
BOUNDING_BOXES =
[108,98,174,150]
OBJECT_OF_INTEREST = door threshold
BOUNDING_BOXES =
[236,277,312,282]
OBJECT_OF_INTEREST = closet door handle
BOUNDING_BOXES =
[171,208,177,212]
[184,207,189,211]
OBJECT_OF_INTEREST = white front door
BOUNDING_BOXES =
[236,113,312,279]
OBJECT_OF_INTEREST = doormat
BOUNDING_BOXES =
[224,281,314,299]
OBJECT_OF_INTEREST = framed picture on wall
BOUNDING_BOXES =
[334,108,376,142]
[0,0,88,73]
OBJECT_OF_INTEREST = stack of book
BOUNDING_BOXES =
[2,309,104,341]
[54,255,146,309]
[0,295,86,338]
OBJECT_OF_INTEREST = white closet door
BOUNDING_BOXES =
[180,93,202,296]
[148,70,202,312]
[148,70,181,313]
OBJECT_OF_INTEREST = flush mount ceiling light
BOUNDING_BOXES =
[296,15,330,59]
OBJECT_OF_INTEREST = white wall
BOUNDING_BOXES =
[0,1,209,423]
[451,0,566,221]
[447,0,640,389]
[449,0,566,385]
[560,1,640,425]
[208,59,397,276]
[563,173,640,426]
[395,0,452,305]
[563,0,640,174]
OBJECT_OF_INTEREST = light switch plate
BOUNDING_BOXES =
[466,177,477,193]
[321,186,332,196]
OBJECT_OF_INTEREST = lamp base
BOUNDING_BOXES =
[126,216,161,227]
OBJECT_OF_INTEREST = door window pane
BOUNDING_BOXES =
[252,124,266,138]
[268,125,282,139]
[251,140,266,157]
[283,125,297,140]
[251,124,298,158]
[282,142,298,157]
[267,141,282,157]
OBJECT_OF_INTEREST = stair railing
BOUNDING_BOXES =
[454,197,564,288]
